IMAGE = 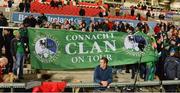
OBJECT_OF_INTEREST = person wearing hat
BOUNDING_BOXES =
[11,30,25,79]
[164,49,180,92]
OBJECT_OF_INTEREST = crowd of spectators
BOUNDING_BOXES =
[0,3,179,91]
[20,14,149,33]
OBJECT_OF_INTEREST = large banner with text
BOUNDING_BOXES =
[29,28,158,70]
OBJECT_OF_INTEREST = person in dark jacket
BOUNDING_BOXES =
[8,0,13,8]
[3,29,14,73]
[24,1,30,12]
[19,2,24,12]
[146,10,151,21]
[99,11,103,17]
[136,13,141,20]
[0,12,8,57]
[131,7,135,16]
[118,21,125,32]
[37,13,47,26]
[164,49,180,92]
[94,57,112,91]
[0,13,8,26]
[79,8,85,16]
[50,0,55,7]
[11,30,25,79]
[102,21,109,32]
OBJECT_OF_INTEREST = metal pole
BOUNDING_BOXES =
[10,86,13,93]
[0,26,19,29]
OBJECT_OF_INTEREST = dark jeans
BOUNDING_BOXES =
[4,51,14,73]
[156,58,165,80]
[131,63,146,79]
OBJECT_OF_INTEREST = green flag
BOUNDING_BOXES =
[28,28,158,70]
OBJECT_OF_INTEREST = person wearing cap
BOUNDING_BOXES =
[11,30,25,79]
[164,49,180,92]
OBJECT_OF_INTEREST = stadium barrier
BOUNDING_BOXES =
[0,80,180,89]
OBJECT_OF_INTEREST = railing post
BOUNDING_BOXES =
[10,86,13,93]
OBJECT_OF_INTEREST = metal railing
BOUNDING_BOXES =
[0,81,41,89]
[0,80,180,89]
[66,80,180,88]
[0,80,179,93]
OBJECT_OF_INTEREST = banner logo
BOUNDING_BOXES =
[35,37,58,63]
[124,35,147,52]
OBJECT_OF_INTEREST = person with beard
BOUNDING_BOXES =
[3,29,14,73]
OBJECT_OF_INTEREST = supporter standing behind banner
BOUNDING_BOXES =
[11,30,25,79]
[93,57,112,91]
